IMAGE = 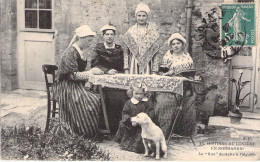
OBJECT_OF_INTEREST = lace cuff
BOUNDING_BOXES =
[71,71,92,80]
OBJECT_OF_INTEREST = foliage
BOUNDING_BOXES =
[1,119,110,161]
[228,70,250,114]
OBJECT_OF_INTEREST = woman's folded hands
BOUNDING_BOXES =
[107,69,118,75]
[89,68,104,75]
[162,70,174,76]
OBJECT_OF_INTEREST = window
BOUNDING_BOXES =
[25,0,52,29]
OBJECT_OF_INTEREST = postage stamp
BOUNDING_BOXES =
[221,3,255,46]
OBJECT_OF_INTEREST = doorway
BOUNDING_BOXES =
[17,0,55,90]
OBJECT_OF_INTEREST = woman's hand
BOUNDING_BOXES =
[162,70,174,76]
[107,69,118,75]
[90,68,104,75]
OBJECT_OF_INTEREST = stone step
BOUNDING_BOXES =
[241,111,260,120]
[209,116,260,131]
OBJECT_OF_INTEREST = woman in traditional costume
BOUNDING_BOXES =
[91,25,124,74]
[122,3,164,75]
[155,33,197,138]
[91,25,127,134]
[54,25,103,137]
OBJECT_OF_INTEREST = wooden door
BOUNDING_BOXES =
[229,47,258,112]
[255,0,260,111]
[230,54,252,111]
[17,0,55,90]
[256,51,260,111]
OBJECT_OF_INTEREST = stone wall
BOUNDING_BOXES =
[0,0,18,92]
[191,0,230,116]
[53,0,232,118]
[0,0,232,117]
[54,0,128,64]
[54,0,187,64]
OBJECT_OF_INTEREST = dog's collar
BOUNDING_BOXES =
[131,97,148,104]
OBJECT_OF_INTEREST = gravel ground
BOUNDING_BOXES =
[1,90,260,161]
[2,107,260,161]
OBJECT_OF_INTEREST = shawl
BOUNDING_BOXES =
[57,46,87,80]
[160,50,194,75]
[92,43,124,73]
[122,22,164,73]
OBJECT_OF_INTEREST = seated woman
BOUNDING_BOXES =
[54,25,103,137]
[155,33,197,138]
[114,80,155,153]
[91,25,127,134]
[91,24,124,74]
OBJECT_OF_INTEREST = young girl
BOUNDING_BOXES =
[114,80,155,153]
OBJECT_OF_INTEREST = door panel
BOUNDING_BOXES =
[257,68,260,109]
[25,40,54,83]
[17,0,55,90]
[18,32,55,90]
[231,68,252,107]
[230,55,253,111]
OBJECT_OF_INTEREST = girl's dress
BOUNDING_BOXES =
[54,45,100,137]
[122,22,164,74]
[155,50,197,138]
[114,98,155,153]
[91,43,128,134]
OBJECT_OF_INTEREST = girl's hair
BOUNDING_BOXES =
[127,80,149,98]
[170,38,184,46]
[102,29,116,36]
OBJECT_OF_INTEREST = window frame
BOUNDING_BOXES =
[20,0,54,32]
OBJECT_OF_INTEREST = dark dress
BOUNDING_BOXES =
[53,46,100,137]
[154,92,196,138]
[155,51,197,138]
[91,43,127,134]
[114,99,155,153]
[92,43,124,73]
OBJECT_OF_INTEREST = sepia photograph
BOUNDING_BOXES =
[1,0,260,161]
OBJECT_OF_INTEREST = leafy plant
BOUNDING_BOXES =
[1,119,110,161]
[228,70,250,114]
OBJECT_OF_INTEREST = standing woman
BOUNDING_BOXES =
[54,25,103,137]
[155,33,197,138]
[91,25,127,134]
[122,3,164,74]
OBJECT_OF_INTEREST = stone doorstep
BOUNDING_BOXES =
[209,116,260,131]
[241,111,260,120]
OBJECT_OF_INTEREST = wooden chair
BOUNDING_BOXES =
[42,64,58,132]
[42,64,111,137]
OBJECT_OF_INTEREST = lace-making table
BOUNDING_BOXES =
[88,74,201,142]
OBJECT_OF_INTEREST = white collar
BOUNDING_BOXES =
[104,42,115,49]
[72,43,85,60]
[130,97,148,104]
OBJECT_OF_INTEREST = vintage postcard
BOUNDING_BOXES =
[1,0,259,161]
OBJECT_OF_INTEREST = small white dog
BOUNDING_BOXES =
[131,112,167,160]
